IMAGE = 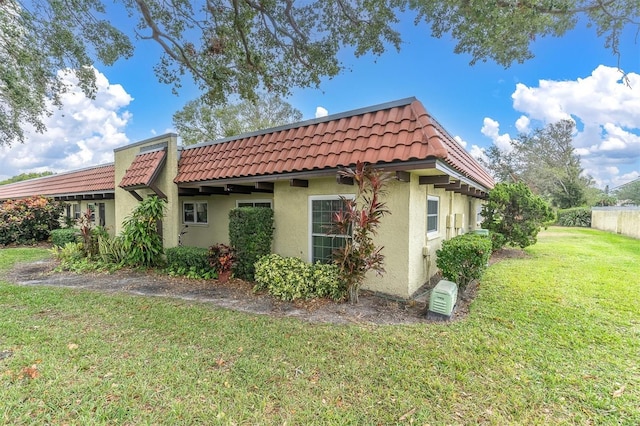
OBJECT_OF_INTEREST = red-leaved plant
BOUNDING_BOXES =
[331,162,391,303]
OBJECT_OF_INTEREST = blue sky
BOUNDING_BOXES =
[1,12,639,189]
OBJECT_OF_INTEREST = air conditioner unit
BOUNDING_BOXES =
[427,280,458,320]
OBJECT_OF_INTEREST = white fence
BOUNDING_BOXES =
[591,207,640,239]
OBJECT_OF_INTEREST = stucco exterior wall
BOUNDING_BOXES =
[271,175,486,299]
[62,200,116,236]
[113,134,180,247]
[592,207,640,239]
[178,194,275,248]
[272,178,358,260]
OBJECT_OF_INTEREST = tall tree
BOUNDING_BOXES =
[615,179,640,205]
[0,171,54,185]
[2,0,638,146]
[481,120,592,208]
[173,93,302,145]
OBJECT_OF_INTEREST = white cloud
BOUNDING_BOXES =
[515,115,530,133]
[0,68,132,180]
[469,145,487,163]
[315,106,328,118]
[484,65,640,188]
[454,135,467,148]
[481,117,512,151]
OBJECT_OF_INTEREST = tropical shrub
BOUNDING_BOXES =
[97,235,128,265]
[228,207,274,280]
[0,196,64,245]
[481,182,555,248]
[208,243,236,275]
[254,254,345,301]
[436,234,492,292]
[50,242,84,264]
[166,246,215,279]
[556,207,591,227]
[50,228,78,247]
[121,196,167,267]
[489,230,507,252]
[331,162,391,303]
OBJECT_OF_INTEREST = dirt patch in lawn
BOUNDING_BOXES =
[4,248,526,325]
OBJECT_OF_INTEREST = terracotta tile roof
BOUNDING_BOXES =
[0,164,115,200]
[119,149,167,188]
[175,97,494,189]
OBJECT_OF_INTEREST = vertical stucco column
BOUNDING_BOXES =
[113,134,180,248]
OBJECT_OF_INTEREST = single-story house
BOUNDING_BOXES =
[0,97,494,298]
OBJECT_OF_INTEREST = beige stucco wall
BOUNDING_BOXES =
[113,134,180,247]
[272,178,358,260]
[62,199,116,236]
[271,175,487,299]
[591,207,640,239]
[178,194,275,248]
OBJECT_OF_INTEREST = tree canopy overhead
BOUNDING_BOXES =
[2,0,639,145]
[173,93,303,145]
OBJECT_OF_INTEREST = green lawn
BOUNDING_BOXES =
[1,227,638,424]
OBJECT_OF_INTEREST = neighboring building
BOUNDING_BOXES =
[0,97,494,298]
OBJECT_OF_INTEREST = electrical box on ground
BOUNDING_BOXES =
[427,280,458,321]
[472,228,489,236]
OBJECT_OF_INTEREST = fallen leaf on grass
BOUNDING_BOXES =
[613,385,626,398]
[399,407,417,421]
[20,365,39,380]
[68,343,79,350]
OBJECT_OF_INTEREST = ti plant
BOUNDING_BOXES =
[331,162,391,304]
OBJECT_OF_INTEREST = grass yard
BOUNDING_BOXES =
[1,227,639,424]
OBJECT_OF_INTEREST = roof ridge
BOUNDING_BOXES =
[0,163,115,189]
[183,97,418,150]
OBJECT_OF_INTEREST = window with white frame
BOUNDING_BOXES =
[309,195,353,263]
[66,203,81,220]
[87,203,96,223]
[236,200,273,208]
[427,196,439,235]
[183,202,208,224]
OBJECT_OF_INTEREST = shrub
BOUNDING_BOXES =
[331,162,391,303]
[436,234,492,292]
[481,182,555,248]
[50,242,84,264]
[208,243,236,275]
[121,196,166,267]
[50,228,78,247]
[254,254,345,301]
[311,262,345,301]
[556,207,592,227]
[97,235,127,265]
[166,246,215,279]
[229,207,274,280]
[489,231,506,252]
[0,196,64,245]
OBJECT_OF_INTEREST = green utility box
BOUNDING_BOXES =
[472,229,489,236]
[427,280,458,321]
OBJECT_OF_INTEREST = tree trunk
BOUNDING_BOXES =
[348,284,359,304]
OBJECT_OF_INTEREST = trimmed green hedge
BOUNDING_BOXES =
[229,207,274,280]
[50,228,78,247]
[556,207,592,227]
[436,234,492,292]
[165,246,215,279]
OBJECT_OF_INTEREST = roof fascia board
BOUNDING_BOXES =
[434,160,490,192]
